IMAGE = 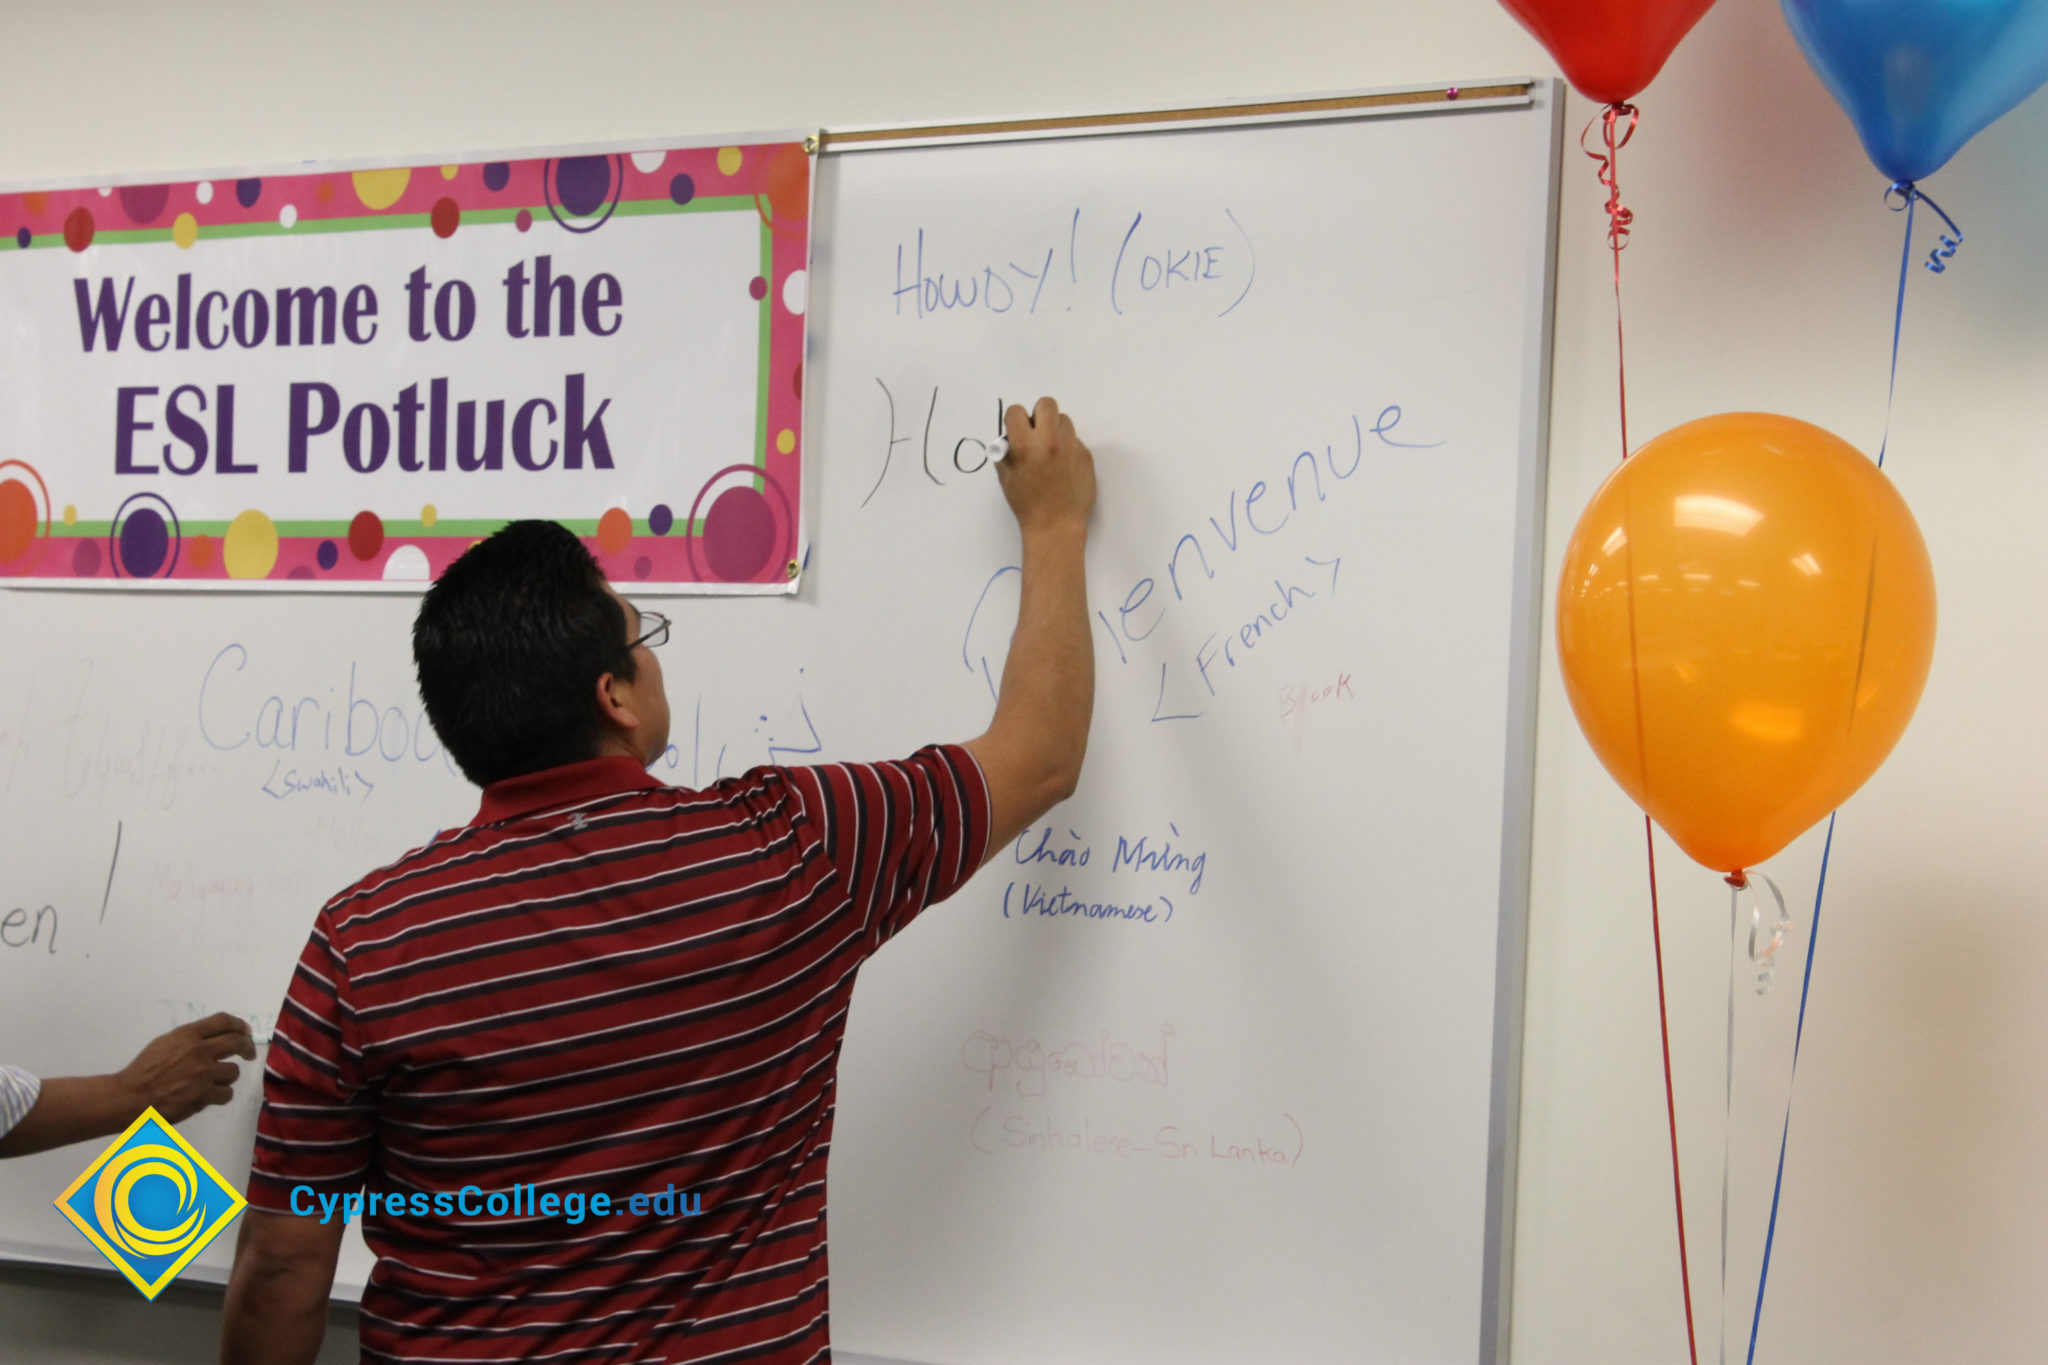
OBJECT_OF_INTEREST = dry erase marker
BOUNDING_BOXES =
[987,399,1030,462]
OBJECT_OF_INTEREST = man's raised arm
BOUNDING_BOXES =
[964,395,1097,861]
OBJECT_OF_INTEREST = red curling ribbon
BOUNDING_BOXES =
[1583,101,1641,253]
[1645,821,1702,1365]
[1583,101,1641,461]
[1589,96,1702,1365]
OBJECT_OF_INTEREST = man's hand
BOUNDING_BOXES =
[0,1014,256,1158]
[116,1012,257,1123]
[995,396,1096,537]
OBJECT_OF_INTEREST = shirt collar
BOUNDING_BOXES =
[474,755,665,825]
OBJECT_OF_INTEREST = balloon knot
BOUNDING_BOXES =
[1884,180,1964,273]
[1725,870,1750,890]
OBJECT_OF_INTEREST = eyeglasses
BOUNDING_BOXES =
[628,608,670,651]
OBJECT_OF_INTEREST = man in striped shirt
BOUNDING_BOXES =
[220,397,1096,1363]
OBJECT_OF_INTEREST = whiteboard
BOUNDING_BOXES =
[0,84,1561,1365]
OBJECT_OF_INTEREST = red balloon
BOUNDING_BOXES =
[1497,0,1719,104]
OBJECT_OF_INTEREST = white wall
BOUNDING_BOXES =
[2,2,2041,1362]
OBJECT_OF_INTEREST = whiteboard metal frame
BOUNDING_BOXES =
[1483,74,1565,1365]
[817,80,1535,152]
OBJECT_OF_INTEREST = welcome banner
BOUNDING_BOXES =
[0,139,810,592]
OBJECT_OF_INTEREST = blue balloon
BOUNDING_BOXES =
[1782,0,2048,182]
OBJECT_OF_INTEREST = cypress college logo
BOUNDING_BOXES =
[54,1107,247,1298]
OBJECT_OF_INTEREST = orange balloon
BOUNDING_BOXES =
[1556,413,1936,874]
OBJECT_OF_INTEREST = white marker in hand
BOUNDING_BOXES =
[986,398,1034,466]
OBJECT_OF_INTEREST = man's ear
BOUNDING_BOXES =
[595,669,643,737]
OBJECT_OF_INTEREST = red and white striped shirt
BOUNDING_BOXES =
[249,745,989,1364]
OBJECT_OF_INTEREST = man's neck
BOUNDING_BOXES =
[592,730,648,766]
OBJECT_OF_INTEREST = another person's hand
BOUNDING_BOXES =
[117,1013,257,1123]
[0,1013,257,1157]
[996,396,1096,537]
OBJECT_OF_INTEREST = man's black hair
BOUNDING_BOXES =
[413,519,637,787]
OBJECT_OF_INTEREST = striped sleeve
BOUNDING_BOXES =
[247,907,375,1211]
[787,743,990,952]
[0,1065,39,1139]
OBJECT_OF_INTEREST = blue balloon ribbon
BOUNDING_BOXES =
[1888,182,1965,276]
[1743,816,1833,1365]
[1746,169,1954,1361]
[1874,182,1959,469]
